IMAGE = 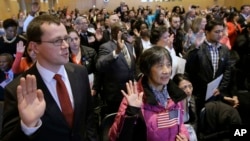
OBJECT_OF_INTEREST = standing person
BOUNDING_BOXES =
[184,16,207,51]
[11,41,36,74]
[67,28,100,136]
[74,16,102,53]
[109,46,189,141]
[226,12,242,48]
[233,22,250,91]
[185,20,238,114]
[0,53,15,100]
[0,18,26,57]
[168,14,185,57]
[101,14,120,43]
[68,29,97,75]
[0,15,98,141]
[150,26,184,79]
[96,21,136,118]
[132,20,151,76]
[238,5,250,29]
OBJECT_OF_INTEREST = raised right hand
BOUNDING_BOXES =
[115,31,124,54]
[17,75,46,127]
[16,41,25,53]
[121,80,143,108]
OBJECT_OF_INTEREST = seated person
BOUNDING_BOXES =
[173,73,198,141]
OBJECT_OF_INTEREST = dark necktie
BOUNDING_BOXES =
[83,33,88,42]
[122,46,131,68]
[54,74,74,127]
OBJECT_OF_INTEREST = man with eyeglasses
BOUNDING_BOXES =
[0,15,98,141]
[74,16,101,53]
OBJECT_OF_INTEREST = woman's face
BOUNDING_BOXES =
[5,26,17,39]
[68,31,80,50]
[200,18,207,30]
[157,31,169,47]
[27,44,36,61]
[178,79,193,96]
[234,14,239,22]
[148,56,172,90]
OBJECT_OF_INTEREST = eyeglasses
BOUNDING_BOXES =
[40,36,71,46]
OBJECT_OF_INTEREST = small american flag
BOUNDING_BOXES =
[157,109,180,129]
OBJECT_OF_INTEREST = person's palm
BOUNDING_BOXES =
[17,75,46,127]
[16,41,25,53]
[121,81,143,108]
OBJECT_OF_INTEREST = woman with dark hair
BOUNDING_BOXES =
[173,73,198,141]
[150,25,185,79]
[67,28,97,74]
[172,5,185,15]
[132,20,151,63]
[12,41,36,74]
[226,11,242,47]
[0,18,26,57]
[109,46,189,141]
[151,13,166,29]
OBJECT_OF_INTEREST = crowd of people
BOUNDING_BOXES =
[0,1,249,141]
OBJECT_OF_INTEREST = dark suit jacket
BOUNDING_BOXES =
[169,27,185,57]
[69,45,97,74]
[185,42,232,111]
[0,63,97,141]
[238,14,247,29]
[79,31,103,54]
[101,29,111,44]
[96,40,136,103]
[133,36,144,63]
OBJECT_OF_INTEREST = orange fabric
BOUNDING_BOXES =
[227,22,242,47]
[12,52,34,74]
[220,36,231,50]
[71,54,81,65]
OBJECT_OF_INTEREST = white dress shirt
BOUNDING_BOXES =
[21,62,74,135]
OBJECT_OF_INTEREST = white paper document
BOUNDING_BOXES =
[88,73,94,88]
[176,57,186,74]
[205,74,223,101]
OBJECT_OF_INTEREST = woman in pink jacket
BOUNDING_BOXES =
[109,46,189,141]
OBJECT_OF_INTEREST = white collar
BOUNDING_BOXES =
[36,61,67,83]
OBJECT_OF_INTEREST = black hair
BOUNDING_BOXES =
[150,26,168,44]
[226,12,239,22]
[205,19,224,32]
[3,18,18,29]
[139,46,172,76]
[0,53,14,71]
[172,73,191,86]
